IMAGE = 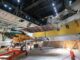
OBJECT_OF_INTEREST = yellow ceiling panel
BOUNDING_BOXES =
[33,20,80,37]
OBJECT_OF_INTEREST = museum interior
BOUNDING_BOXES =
[0,0,80,60]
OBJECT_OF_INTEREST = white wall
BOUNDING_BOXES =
[48,35,80,41]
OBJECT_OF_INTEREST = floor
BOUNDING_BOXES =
[17,47,80,60]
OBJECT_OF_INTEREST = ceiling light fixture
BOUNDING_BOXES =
[4,4,8,8]
[52,3,58,16]
[25,16,28,18]
[53,7,58,15]
[17,0,20,3]
[9,7,12,10]
[69,0,72,6]
[52,3,55,6]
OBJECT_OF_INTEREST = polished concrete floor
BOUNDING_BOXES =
[17,47,80,60]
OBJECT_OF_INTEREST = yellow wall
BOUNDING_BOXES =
[33,20,80,37]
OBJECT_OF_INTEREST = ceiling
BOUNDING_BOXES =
[23,24,54,32]
[0,0,76,25]
[0,9,38,29]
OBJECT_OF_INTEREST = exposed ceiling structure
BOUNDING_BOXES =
[23,24,54,33]
[0,9,37,29]
[0,0,80,34]
[0,0,76,26]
